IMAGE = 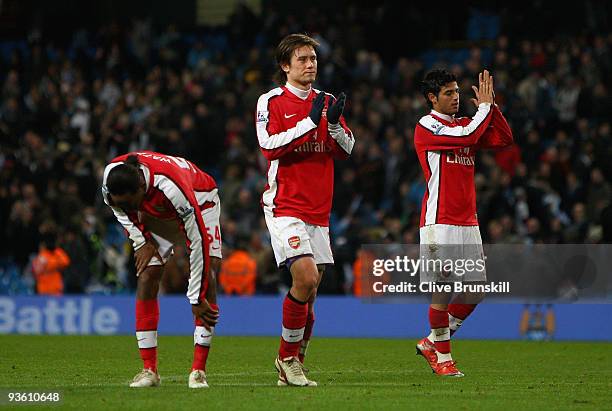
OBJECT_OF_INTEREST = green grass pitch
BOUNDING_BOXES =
[0,335,611,410]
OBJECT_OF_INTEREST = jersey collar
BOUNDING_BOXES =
[430,109,455,123]
[285,82,311,100]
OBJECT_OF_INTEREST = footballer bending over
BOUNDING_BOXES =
[103,151,222,388]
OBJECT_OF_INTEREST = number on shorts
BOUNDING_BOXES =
[206,226,221,245]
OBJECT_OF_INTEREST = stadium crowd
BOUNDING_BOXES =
[1,4,611,296]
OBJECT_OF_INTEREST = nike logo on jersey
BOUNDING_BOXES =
[284,113,297,118]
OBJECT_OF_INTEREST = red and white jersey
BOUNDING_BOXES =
[414,103,513,227]
[102,151,217,305]
[255,83,354,227]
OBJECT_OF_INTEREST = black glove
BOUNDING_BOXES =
[327,92,346,125]
[309,92,325,125]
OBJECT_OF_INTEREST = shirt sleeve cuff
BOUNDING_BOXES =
[328,122,343,132]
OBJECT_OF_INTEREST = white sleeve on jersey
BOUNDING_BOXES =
[108,206,148,251]
[328,122,354,154]
[153,174,206,305]
[256,90,317,150]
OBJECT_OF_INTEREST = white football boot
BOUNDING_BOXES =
[275,356,316,387]
[188,369,209,388]
[129,369,161,388]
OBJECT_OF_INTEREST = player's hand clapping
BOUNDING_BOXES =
[327,92,346,125]
[470,70,495,107]
[309,92,325,124]
[134,240,162,275]
[191,299,219,330]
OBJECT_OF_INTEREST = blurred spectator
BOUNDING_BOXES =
[31,231,70,295]
[6,200,39,271]
[60,226,92,294]
[219,242,257,296]
[0,3,611,296]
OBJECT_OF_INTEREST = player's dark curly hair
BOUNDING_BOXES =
[274,33,320,85]
[105,155,141,195]
[420,69,457,109]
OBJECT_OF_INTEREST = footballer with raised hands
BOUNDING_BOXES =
[255,33,354,387]
[413,69,513,377]
[102,151,223,388]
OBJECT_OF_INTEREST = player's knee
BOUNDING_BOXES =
[294,273,318,294]
[304,275,319,293]
[288,255,318,295]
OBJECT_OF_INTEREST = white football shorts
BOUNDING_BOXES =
[419,224,486,282]
[264,211,334,267]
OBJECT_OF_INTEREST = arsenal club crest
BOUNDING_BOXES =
[288,236,301,249]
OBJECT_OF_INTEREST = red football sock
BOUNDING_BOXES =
[448,303,477,336]
[279,293,308,359]
[135,299,159,372]
[299,310,315,363]
[192,303,218,371]
[429,306,451,361]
